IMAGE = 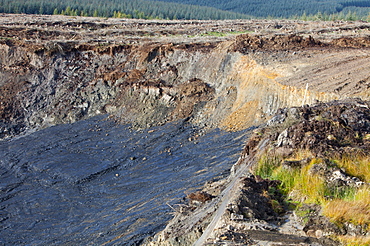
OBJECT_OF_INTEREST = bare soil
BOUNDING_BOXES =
[1,13,370,46]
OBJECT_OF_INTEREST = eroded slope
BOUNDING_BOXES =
[1,14,370,139]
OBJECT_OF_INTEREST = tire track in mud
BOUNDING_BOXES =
[278,50,370,96]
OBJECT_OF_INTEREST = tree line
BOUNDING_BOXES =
[0,0,249,20]
[1,0,370,20]
[156,0,370,19]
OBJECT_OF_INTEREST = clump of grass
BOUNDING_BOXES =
[324,185,357,201]
[324,186,370,226]
[291,162,326,204]
[335,153,370,183]
[254,154,282,178]
[200,31,226,37]
[335,235,370,246]
[269,159,326,204]
[270,166,297,194]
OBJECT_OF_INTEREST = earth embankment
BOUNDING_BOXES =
[1,14,370,139]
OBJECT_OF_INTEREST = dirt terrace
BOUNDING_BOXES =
[1,13,370,45]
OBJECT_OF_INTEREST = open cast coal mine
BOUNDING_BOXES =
[1,14,370,245]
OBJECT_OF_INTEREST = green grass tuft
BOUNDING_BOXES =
[253,150,370,240]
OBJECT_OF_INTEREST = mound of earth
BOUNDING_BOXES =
[244,98,370,157]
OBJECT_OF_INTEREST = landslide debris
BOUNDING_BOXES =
[1,14,370,245]
[147,99,370,246]
[2,14,370,139]
[249,98,370,157]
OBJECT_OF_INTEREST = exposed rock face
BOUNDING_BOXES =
[1,15,370,139]
[0,40,227,138]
